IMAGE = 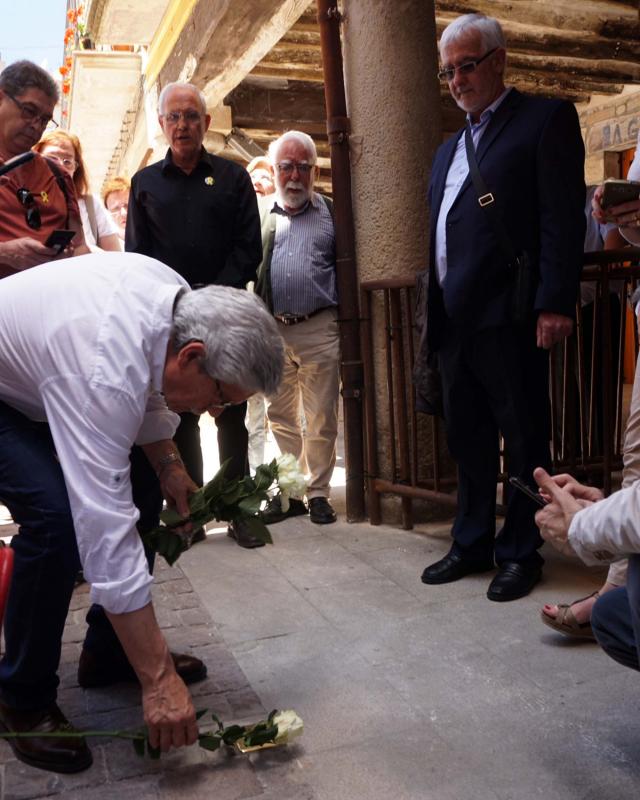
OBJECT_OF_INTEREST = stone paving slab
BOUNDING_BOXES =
[0,557,311,800]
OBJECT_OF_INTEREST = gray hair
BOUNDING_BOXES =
[158,82,207,115]
[0,60,59,103]
[171,286,284,395]
[439,14,506,53]
[268,131,317,166]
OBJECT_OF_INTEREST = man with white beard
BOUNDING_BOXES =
[255,131,340,526]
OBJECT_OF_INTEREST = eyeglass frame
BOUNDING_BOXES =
[437,47,499,82]
[159,110,204,125]
[44,153,77,170]
[276,161,313,176]
[211,378,243,410]
[16,187,41,230]
[4,92,58,130]
[107,201,128,217]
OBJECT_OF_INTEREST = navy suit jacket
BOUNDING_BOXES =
[426,89,586,351]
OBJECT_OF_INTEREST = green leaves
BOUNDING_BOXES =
[142,459,279,566]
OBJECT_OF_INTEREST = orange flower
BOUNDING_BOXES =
[62,83,70,95]
[59,65,69,77]
[65,55,72,68]
[67,8,74,21]
[77,4,84,16]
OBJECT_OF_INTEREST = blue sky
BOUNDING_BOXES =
[0,1,68,75]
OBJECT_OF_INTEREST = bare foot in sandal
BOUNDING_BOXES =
[542,593,599,626]
[540,581,617,640]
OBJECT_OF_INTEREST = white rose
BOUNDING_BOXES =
[273,709,304,744]
[276,454,307,511]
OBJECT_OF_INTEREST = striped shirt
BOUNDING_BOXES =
[269,192,337,315]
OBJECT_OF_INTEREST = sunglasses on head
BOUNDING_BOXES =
[16,187,41,230]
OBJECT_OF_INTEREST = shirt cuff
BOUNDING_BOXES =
[88,566,153,614]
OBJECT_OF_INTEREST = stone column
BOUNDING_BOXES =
[342,0,443,522]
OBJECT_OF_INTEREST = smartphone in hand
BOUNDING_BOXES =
[44,229,75,254]
[509,476,547,507]
[601,179,640,209]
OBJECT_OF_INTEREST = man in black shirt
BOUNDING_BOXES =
[126,81,263,548]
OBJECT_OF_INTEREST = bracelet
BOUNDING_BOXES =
[156,451,183,478]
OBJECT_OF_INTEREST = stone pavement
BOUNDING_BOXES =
[2,505,640,800]
[0,551,313,800]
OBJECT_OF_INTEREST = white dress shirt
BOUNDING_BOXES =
[0,252,188,613]
[569,481,640,566]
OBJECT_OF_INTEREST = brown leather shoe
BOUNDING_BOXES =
[0,701,92,773]
[77,648,207,688]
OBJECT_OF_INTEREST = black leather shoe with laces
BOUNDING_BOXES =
[308,497,337,524]
[261,496,308,525]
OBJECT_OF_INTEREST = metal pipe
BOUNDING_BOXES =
[316,0,365,521]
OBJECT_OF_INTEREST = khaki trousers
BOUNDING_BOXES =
[267,308,340,499]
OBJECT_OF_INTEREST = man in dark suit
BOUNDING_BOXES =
[420,13,585,601]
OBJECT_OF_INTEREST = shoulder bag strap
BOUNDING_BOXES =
[42,157,71,229]
[464,124,518,264]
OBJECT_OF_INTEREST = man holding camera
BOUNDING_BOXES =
[419,13,585,601]
[0,61,87,276]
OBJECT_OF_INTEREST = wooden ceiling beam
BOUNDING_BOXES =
[436,0,640,37]
[436,14,640,62]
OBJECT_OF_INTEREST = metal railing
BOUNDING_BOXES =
[360,249,640,528]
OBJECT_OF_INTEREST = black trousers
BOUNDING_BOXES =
[173,403,249,487]
[438,321,551,568]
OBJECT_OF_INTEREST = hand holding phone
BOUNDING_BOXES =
[600,179,640,210]
[509,476,547,507]
[44,229,75,255]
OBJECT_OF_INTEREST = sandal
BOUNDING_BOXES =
[540,591,599,641]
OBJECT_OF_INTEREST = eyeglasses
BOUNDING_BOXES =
[107,202,128,217]
[160,110,203,125]
[4,92,57,130]
[45,154,76,170]
[211,379,243,410]
[437,47,498,82]
[276,161,313,175]
[16,188,41,230]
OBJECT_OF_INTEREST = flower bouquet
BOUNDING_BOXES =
[142,454,306,566]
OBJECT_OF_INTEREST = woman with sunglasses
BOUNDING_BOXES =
[33,131,121,252]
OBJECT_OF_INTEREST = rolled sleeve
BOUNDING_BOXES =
[135,390,180,445]
[568,481,640,566]
[42,376,154,613]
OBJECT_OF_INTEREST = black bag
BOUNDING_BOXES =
[509,251,537,325]
[413,269,444,417]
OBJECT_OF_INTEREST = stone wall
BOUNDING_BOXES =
[578,86,640,184]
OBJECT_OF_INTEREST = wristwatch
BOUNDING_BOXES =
[155,451,184,477]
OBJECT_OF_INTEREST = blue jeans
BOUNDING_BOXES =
[591,555,640,672]
[0,400,162,710]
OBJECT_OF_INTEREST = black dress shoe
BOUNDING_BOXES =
[421,551,494,585]
[308,497,337,524]
[0,701,93,774]
[77,648,207,688]
[261,496,308,525]
[487,562,542,602]
[227,518,265,548]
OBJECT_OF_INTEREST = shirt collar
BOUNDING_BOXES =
[161,147,213,175]
[270,190,321,216]
[466,86,512,131]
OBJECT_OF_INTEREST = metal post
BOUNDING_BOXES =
[316,0,365,521]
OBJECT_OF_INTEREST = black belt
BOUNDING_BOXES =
[274,307,329,326]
